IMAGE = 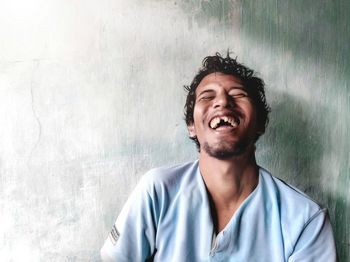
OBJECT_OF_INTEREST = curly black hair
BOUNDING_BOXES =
[184,52,271,150]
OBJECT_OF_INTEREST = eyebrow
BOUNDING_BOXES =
[230,87,247,93]
[230,85,245,90]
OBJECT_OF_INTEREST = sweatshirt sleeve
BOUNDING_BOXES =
[288,209,337,262]
[101,174,158,262]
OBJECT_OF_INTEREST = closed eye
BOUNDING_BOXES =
[229,89,248,99]
[231,93,247,98]
[197,90,215,102]
[199,95,214,101]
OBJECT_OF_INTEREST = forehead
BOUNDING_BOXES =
[196,73,243,94]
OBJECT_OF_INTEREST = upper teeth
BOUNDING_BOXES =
[210,116,238,129]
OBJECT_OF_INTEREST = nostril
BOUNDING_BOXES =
[213,95,230,108]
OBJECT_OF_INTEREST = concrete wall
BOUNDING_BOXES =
[0,0,348,261]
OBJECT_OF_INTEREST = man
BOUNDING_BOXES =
[101,53,337,261]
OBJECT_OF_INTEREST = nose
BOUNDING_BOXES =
[213,92,234,108]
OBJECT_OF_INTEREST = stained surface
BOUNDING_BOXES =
[240,1,350,260]
[0,0,349,261]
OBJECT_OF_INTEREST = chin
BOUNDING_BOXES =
[202,141,247,160]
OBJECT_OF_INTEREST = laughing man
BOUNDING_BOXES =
[101,53,337,261]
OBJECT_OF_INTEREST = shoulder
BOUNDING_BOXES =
[258,167,331,251]
[138,160,200,195]
[145,160,198,177]
[259,167,322,215]
[259,167,326,233]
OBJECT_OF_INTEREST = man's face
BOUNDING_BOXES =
[188,72,260,159]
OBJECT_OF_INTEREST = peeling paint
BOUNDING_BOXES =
[0,0,349,261]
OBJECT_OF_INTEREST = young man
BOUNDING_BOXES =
[101,53,337,261]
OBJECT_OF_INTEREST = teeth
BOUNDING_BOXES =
[209,116,238,129]
[210,117,221,129]
[228,118,238,127]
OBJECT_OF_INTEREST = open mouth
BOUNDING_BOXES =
[209,115,240,130]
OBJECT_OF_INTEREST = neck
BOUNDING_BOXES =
[199,147,259,233]
[199,147,259,206]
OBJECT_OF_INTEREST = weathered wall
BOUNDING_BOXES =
[0,0,348,261]
[240,1,350,260]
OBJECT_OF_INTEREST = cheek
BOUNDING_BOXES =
[248,108,259,129]
[242,102,256,118]
[192,106,202,123]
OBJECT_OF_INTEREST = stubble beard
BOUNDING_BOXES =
[202,140,249,160]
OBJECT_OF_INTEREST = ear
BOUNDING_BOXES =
[257,122,265,136]
[187,123,196,138]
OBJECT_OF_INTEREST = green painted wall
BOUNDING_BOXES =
[240,1,350,260]
[0,0,348,260]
